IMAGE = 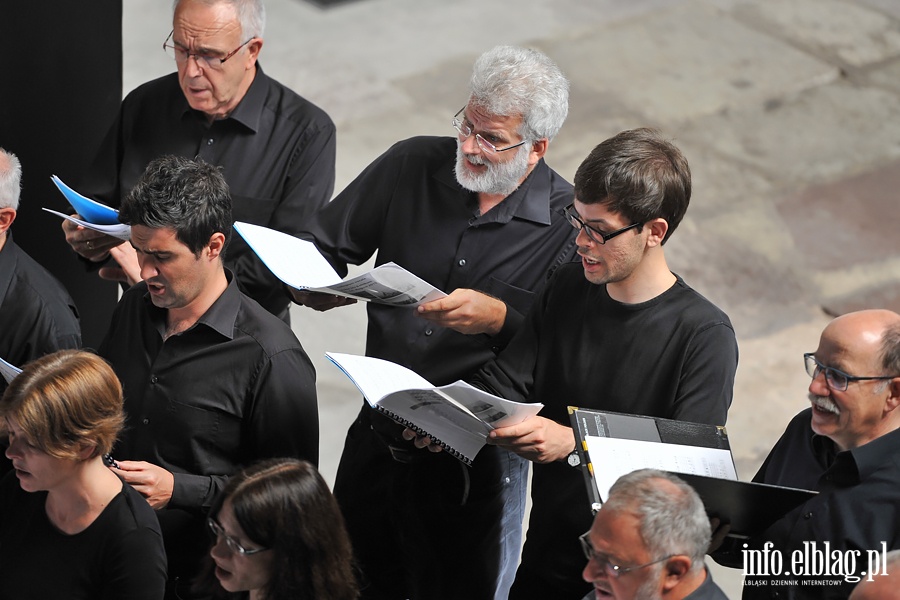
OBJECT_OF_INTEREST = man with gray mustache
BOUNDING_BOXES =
[718,309,900,599]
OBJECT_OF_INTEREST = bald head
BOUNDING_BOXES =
[823,310,900,376]
[849,550,900,599]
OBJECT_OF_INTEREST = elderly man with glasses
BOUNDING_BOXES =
[293,45,577,600]
[581,469,728,600]
[469,128,738,599]
[62,0,335,324]
[715,309,900,599]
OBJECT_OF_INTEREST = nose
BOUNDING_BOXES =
[139,258,158,282]
[583,557,608,584]
[183,54,204,77]
[575,225,595,248]
[210,536,229,560]
[6,438,21,460]
[459,132,482,155]
[809,369,830,396]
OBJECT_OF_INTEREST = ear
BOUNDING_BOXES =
[0,208,17,234]
[78,442,97,461]
[660,555,692,592]
[526,139,549,168]
[884,377,900,413]
[244,38,263,70]
[644,217,669,248]
[206,232,226,260]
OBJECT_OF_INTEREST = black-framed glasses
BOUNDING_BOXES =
[207,518,269,556]
[579,532,673,579]
[451,107,528,155]
[564,204,642,245]
[803,353,897,392]
[163,31,254,71]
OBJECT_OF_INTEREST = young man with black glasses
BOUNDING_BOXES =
[470,128,739,599]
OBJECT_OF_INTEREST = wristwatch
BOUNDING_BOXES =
[567,451,581,467]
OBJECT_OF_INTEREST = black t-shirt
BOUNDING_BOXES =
[0,472,166,600]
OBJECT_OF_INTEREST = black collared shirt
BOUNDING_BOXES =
[80,66,336,318]
[97,272,318,577]
[98,273,318,503]
[300,136,577,386]
[0,234,81,384]
[736,409,900,599]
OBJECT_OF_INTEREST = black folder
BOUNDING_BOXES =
[567,407,816,539]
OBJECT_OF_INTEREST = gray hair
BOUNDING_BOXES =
[173,0,266,39]
[604,469,710,573]
[0,148,22,210]
[468,45,569,142]
[880,321,900,377]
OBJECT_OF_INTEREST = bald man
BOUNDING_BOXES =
[723,310,900,599]
[849,550,900,600]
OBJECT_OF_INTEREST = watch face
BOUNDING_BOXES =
[567,452,580,467]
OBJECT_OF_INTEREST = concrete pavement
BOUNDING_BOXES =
[123,1,900,596]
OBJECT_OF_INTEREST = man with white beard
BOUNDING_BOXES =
[293,46,576,600]
[715,309,900,599]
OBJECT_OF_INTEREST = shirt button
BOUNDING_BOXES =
[458,259,466,267]
[425,329,433,336]
[803,512,813,519]
[142,418,150,425]
[207,138,214,145]
[150,375,158,384]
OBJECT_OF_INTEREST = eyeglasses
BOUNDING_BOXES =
[451,107,528,155]
[803,353,897,392]
[564,204,642,245]
[579,532,673,579]
[207,518,269,556]
[163,31,254,71]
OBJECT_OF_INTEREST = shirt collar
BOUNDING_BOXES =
[178,64,268,133]
[143,269,241,340]
[434,151,556,226]
[0,233,16,304]
[817,425,900,484]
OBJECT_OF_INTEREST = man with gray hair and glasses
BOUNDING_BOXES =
[0,148,80,391]
[714,309,900,599]
[581,469,728,600]
[293,46,576,600]
[62,0,335,323]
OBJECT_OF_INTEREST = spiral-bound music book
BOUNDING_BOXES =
[326,352,543,465]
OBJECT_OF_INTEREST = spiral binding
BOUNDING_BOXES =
[376,406,473,466]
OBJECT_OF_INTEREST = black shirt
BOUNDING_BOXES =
[472,264,738,596]
[80,66,336,318]
[300,136,577,385]
[0,233,81,383]
[98,272,318,578]
[736,409,900,599]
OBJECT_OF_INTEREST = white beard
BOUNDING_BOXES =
[454,142,531,196]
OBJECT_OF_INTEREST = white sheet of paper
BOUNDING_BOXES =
[585,435,738,502]
[42,208,132,241]
[0,357,22,384]
[235,221,447,306]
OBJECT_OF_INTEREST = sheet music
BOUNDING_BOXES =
[235,222,446,306]
[586,435,737,502]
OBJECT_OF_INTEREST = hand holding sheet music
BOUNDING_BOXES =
[326,352,543,465]
[235,222,447,307]
[45,175,131,241]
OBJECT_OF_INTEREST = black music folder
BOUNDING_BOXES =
[567,407,816,539]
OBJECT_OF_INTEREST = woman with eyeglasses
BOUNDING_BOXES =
[0,350,167,600]
[196,458,358,600]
